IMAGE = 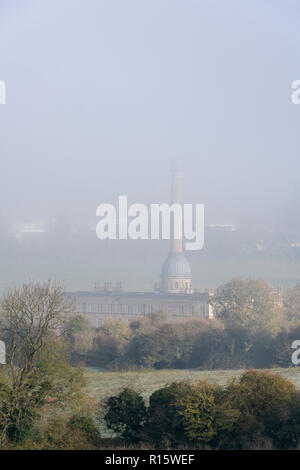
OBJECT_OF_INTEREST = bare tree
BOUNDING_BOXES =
[0,281,76,442]
[0,281,72,376]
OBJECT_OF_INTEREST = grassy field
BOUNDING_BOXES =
[85,367,300,403]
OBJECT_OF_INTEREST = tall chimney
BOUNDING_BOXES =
[171,161,183,254]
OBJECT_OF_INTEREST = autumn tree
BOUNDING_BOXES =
[225,370,295,449]
[213,278,281,333]
[91,319,131,369]
[0,281,87,443]
[65,315,96,363]
[176,381,238,448]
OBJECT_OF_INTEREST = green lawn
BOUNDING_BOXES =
[85,367,300,403]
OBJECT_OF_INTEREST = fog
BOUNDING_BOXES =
[0,0,300,292]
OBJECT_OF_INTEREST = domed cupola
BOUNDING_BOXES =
[161,252,192,294]
[161,253,192,279]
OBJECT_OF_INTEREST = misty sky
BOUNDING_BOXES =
[0,0,300,231]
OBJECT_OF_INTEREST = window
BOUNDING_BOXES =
[77,303,85,313]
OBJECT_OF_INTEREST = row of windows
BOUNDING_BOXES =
[77,302,208,316]
[80,303,156,314]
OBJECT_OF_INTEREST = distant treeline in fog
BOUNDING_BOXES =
[66,279,300,370]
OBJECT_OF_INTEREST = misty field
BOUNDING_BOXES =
[85,367,300,403]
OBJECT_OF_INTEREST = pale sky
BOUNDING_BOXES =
[0,0,300,230]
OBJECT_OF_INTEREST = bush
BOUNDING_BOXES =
[225,370,295,449]
[104,389,147,443]
[146,381,193,447]
[68,414,101,446]
[177,381,219,445]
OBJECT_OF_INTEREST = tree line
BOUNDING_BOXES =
[103,370,300,449]
[67,279,300,370]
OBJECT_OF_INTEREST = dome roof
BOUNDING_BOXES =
[161,253,192,279]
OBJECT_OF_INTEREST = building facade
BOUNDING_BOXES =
[67,288,212,327]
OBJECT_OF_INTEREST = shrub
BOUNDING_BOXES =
[68,414,101,446]
[225,370,295,449]
[104,389,147,443]
[146,381,193,447]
